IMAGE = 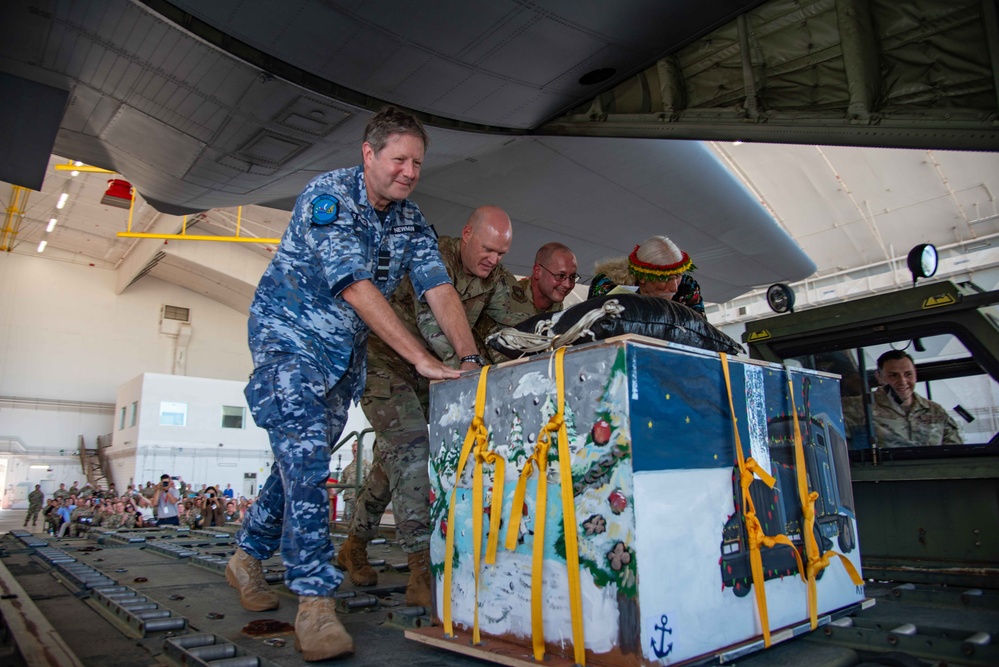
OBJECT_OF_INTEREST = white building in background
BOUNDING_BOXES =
[109,372,373,501]
[109,373,270,498]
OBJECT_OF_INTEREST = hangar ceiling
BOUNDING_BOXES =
[0,0,997,320]
[547,0,999,151]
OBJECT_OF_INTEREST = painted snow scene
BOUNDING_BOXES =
[427,337,865,667]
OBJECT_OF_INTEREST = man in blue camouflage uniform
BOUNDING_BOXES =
[226,106,480,662]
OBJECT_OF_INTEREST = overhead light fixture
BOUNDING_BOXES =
[37,240,47,252]
[56,192,69,209]
[47,218,57,232]
[102,179,134,209]
[30,464,50,469]
[732,140,744,146]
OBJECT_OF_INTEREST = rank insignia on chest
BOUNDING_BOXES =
[310,195,340,225]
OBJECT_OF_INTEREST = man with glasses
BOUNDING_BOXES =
[527,242,580,310]
[474,242,579,362]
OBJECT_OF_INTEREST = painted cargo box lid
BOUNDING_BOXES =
[427,336,865,666]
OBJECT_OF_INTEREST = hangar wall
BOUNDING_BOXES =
[0,251,255,403]
[0,251,258,503]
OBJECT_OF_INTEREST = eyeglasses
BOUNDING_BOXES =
[537,264,581,284]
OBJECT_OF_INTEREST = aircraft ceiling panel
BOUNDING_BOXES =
[417,135,814,301]
[0,1,46,59]
[468,15,608,89]
[162,0,763,128]
[183,156,247,190]
[530,138,812,270]
[100,105,204,178]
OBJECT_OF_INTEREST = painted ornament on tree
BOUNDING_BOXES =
[608,489,628,514]
[591,419,611,445]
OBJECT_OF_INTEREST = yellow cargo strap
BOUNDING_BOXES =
[504,347,586,665]
[786,376,864,630]
[443,366,507,643]
[720,353,804,648]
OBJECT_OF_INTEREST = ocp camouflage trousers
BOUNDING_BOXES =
[352,361,431,553]
[25,505,41,524]
[237,355,348,596]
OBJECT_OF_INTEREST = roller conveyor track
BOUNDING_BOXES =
[0,526,452,667]
[6,525,996,667]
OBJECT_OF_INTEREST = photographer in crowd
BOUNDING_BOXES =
[202,486,227,528]
[153,474,180,526]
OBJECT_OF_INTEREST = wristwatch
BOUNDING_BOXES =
[460,354,487,367]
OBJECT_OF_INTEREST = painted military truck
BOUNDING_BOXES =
[721,375,857,597]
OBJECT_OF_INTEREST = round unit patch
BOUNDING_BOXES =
[310,195,340,225]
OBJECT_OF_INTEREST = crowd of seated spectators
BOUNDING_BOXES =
[40,479,255,536]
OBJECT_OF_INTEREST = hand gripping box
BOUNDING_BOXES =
[426,337,865,666]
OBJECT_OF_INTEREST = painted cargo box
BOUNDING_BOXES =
[427,337,865,666]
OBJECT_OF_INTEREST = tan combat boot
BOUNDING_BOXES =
[225,548,279,611]
[336,535,378,586]
[294,596,354,661]
[405,548,433,610]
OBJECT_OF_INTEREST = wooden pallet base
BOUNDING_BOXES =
[406,599,876,667]
[406,626,585,667]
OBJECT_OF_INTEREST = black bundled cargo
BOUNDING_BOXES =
[486,293,743,359]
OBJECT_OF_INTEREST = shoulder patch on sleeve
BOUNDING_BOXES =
[310,195,340,225]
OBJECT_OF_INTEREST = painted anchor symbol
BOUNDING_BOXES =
[651,614,673,659]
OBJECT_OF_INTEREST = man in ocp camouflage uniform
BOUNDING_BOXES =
[226,106,479,663]
[338,211,578,610]
[69,500,94,537]
[844,349,962,448]
[24,484,44,528]
[337,206,512,608]
[475,241,579,363]
[98,508,125,531]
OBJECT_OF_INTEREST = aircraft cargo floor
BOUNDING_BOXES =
[0,510,996,667]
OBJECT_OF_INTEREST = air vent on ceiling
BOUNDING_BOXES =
[162,305,190,323]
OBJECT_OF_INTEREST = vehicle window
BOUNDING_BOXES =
[787,334,998,448]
